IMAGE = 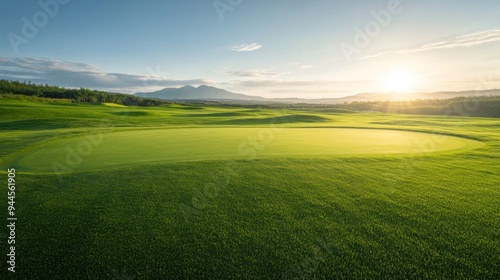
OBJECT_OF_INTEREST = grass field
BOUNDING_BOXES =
[3,128,483,173]
[1,97,499,279]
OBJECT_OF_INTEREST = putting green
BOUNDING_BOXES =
[4,128,483,173]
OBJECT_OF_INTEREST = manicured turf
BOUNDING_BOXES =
[102,102,128,108]
[0,98,499,279]
[2,128,483,173]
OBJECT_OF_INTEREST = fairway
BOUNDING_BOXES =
[1,97,499,279]
[4,127,483,173]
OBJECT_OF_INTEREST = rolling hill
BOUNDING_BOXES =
[135,85,500,104]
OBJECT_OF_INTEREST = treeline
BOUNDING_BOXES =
[0,80,166,106]
[342,96,500,118]
[242,96,500,118]
[2,79,499,117]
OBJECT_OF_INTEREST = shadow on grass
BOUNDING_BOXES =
[371,120,437,126]
[185,112,249,118]
[110,111,150,117]
[0,118,104,130]
[175,106,205,110]
[212,114,331,125]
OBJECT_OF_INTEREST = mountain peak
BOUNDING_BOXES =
[197,85,216,90]
[135,85,265,101]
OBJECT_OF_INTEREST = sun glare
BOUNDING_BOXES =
[384,71,415,93]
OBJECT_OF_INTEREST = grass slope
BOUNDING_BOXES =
[1,128,483,173]
[0,98,499,279]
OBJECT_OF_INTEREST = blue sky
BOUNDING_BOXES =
[1,0,500,98]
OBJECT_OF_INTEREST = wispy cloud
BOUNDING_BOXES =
[300,65,313,69]
[0,57,210,93]
[227,69,282,78]
[360,28,500,59]
[231,43,262,52]
[232,79,363,88]
[289,63,314,70]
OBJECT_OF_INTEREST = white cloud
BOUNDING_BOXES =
[231,43,262,52]
[227,69,282,78]
[232,79,363,88]
[360,28,500,59]
[0,57,210,93]
[288,63,313,70]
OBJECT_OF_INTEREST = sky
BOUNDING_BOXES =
[1,0,500,98]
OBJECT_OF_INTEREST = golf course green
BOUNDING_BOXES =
[1,97,498,279]
[3,128,483,173]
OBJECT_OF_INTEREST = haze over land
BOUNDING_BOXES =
[1,0,500,98]
[135,84,500,103]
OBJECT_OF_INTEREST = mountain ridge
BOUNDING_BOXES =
[136,85,266,101]
[135,85,500,104]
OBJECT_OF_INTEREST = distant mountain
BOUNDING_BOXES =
[273,90,500,104]
[135,85,266,101]
[136,86,500,104]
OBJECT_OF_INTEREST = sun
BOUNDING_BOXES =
[383,71,415,93]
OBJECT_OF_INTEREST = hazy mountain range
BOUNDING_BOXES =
[135,85,500,104]
[136,85,266,101]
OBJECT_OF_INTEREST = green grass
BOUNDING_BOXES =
[1,128,483,173]
[1,98,499,279]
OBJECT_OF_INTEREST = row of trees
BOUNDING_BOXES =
[2,79,499,117]
[342,96,500,118]
[0,80,166,106]
[236,96,500,118]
